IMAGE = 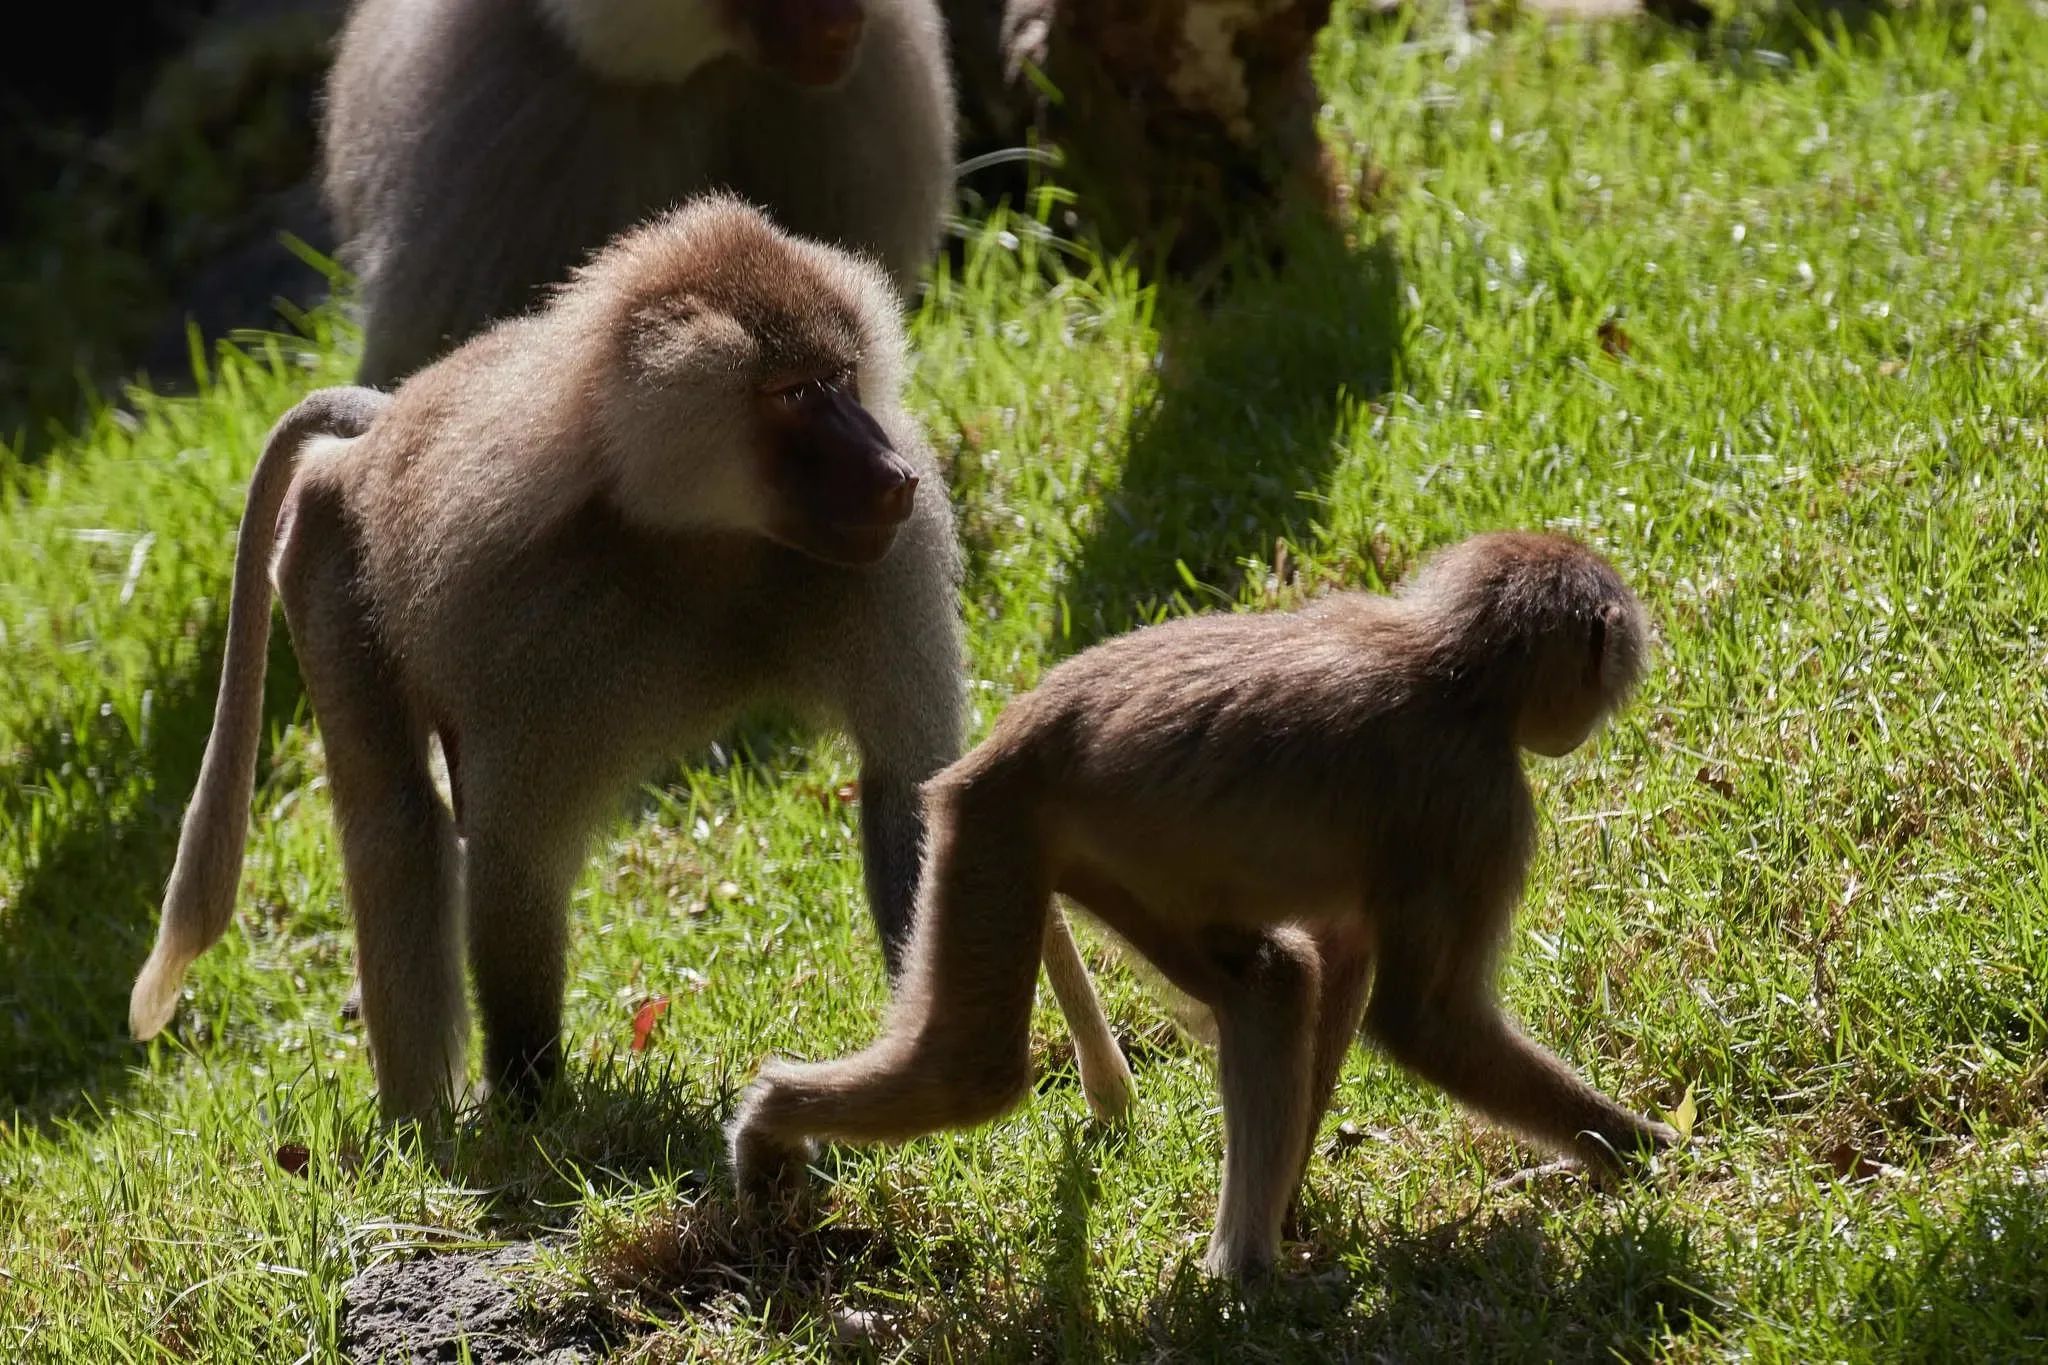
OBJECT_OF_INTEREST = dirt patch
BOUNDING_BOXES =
[341,1244,597,1365]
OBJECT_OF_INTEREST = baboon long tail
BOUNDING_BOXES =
[130,386,390,1041]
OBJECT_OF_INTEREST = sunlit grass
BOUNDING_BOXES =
[3,2,2045,1358]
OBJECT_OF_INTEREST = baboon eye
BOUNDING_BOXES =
[765,366,857,409]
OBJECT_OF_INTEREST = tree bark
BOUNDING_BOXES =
[943,0,1338,273]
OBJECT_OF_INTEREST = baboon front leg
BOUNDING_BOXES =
[728,785,1048,1206]
[1205,927,1321,1280]
[842,560,963,978]
[462,818,585,1106]
[854,768,927,976]
[352,278,451,391]
[1365,922,1675,1180]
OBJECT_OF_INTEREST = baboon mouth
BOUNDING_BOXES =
[782,43,861,89]
[769,517,902,566]
[816,521,901,564]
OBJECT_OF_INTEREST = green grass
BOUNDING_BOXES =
[5,1,2048,1358]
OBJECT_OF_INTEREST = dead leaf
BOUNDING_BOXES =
[1877,358,1906,377]
[631,997,671,1053]
[1695,764,1736,800]
[275,1142,311,1177]
[1486,1158,1585,1195]
[1344,160,1390,212]
[799,781,860,810]
[831,1307,901,1347]
[1824,1141,1899,1182]
[1598,316,1633,358]
[1328,1121,1401,1157]
[1665,1082,1698,1139]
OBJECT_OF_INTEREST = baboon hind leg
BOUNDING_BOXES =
[1204,927,1321,1280]
[1285,919,1374,1231]
[279,501,464,1122]
[339,731,458,1024]
[729,780,1050,1199]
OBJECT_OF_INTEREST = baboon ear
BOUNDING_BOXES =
[1587,610,1611,687]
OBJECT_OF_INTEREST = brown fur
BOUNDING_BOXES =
[728,530,1675,1278]
[324,0,956,387]
[129,197,1132,1126]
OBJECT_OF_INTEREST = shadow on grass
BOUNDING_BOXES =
[1846,1176,2048,1362]
[438,1059,734,1234]
[1652,0,1982,75]
[975,1198,1716,1363]
[487,1094,1714,1359]
[1055,216,1405,651]
[0,625,306,1123]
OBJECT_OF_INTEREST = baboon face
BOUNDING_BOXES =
[734,0,868,88]
[1515,642,1605,757]
[753,362,918,564]
[604,202,918,564]
[1514,602,1642,757]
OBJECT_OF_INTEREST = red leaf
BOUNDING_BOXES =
[630,997,671,1053]
[275,1142,311,1177]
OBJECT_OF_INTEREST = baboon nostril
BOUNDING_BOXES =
[882,472,918,521]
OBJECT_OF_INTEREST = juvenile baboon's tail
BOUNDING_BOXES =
[130,386,390,1041]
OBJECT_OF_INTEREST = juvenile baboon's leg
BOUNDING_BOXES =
[460,803,590,1106]
[729,777,1049,1201]
[278,498,464,1121]
[1203,927,1321,1280]
[1288,920,1374,1211]
[1041,908,1136,1123]
[1304,922,1374,1144]
[1363,905,1675,1178]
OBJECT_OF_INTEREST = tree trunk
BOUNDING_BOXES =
[943,0,1338,273]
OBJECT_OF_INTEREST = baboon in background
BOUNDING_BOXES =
[130,197,1134,1127]
[730,530,1677,1279]
[324,0,956,387]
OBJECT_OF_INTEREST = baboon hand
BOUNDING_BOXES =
[1574,1117,1680,1191]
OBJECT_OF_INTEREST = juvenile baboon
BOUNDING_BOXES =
[129,197,1133,1126]
[730,530,1678,1278]
[325,0,956,387]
